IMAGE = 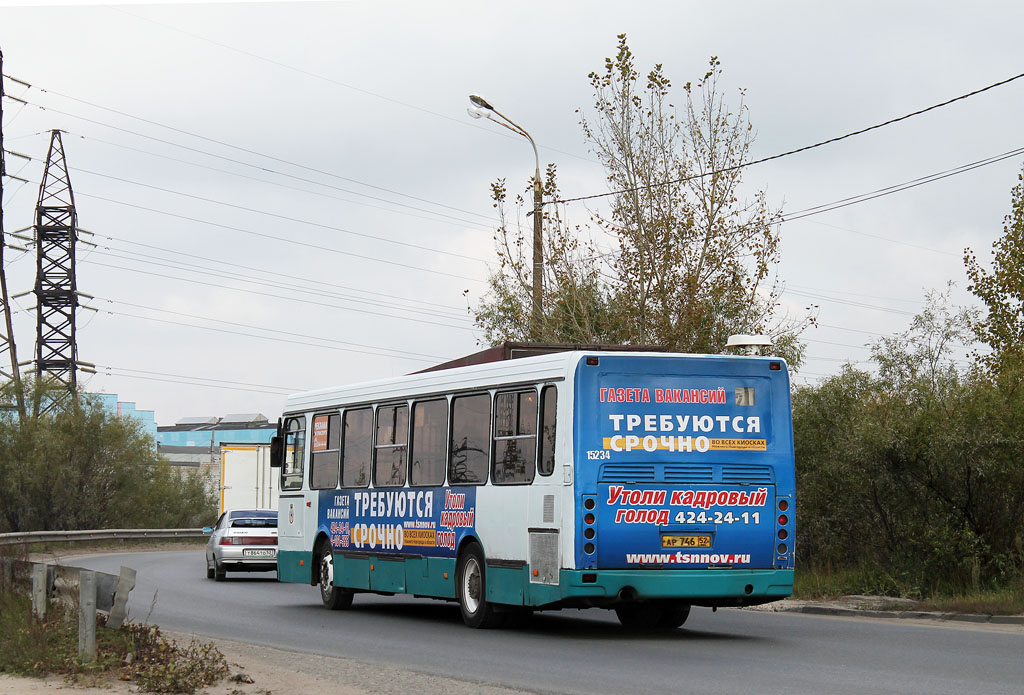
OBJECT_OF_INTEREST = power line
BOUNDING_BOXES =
[109,7,598,166]
[70,131,496,232]
[80,259,479,332]
[554,71,1024,206]
[788,219,959,257]
[782,145,1024,222]
[96,367,297,396]
[10,75,503,223]
[92,307,449,362]
[70,164,491,263]
[97,364,300,393]
[75,191,489,283]
[93,295,454,360]
[90,231,468,315]
[89,247,472,323]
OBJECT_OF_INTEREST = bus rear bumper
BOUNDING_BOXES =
[552,568,793,608]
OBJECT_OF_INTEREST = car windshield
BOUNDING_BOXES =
[230,518,277,528]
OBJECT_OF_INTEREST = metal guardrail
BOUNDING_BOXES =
[0,528,205,546]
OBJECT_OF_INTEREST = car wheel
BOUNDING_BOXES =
[456,542,503,629]
[214,563,226,582]
[318,549,353,610]
[206,563,215,580]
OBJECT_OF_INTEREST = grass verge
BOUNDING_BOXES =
[794,566,1024,615]
[0,567,228,693]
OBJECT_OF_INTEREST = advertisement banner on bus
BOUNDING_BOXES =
[577,367,776,463]
[597,483,776,568]
[317,486,477,558]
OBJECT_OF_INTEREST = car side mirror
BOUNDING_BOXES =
[202,526,213,534]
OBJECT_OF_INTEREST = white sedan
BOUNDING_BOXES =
[204,509,278,581]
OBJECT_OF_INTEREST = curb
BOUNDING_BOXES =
[780,604,1024,625]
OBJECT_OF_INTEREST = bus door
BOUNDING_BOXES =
[277,415,308,554]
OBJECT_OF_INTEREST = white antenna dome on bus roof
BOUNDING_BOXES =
[725,334,773,356]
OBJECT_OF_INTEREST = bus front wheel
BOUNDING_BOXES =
[456,542,503,629]
[318,549,354,610]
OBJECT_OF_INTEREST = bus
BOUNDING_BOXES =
[270,348,795,629]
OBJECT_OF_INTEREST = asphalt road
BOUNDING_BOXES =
[72,550,1023,695]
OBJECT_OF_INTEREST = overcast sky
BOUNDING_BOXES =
[1,0,1022,426]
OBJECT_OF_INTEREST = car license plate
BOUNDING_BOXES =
[661,535,711,548]
[242,549,276,558]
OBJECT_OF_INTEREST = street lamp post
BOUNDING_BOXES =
[467,94,543,339]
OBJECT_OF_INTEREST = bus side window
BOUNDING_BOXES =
[411,398,447,487]
[538,385,557,476]
[492,389,537,484]
[281,416,306,491]
[374,404,409,487]
[309,413,341,489]
[449,393,490,485]
[341,407,372,488]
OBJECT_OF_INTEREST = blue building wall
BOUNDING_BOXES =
[90,394,159,444]
[157,428,275,447]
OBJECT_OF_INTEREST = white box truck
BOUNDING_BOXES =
[219,443,278,514]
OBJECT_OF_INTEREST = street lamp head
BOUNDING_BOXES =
[466,106,491,120]
[468,94,494,110]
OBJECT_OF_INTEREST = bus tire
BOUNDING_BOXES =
[318,549,353,610]
[656,601,691,629]
[456,542,503,629]
[615,601,690,631]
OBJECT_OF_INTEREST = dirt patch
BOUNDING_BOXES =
[0,631,537,695]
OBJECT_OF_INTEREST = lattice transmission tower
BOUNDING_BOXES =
[33,130,81,413]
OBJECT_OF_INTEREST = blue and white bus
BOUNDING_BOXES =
[271,348,794,629]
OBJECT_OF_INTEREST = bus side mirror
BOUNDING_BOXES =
[269,435,283,468]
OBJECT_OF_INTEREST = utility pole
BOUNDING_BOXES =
[33,130,79,415]
[0,48,27,419]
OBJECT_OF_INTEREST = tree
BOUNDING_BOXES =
[0,379,215,533]
[472,36,809,363]
[793,291,1024,594]
[965,164,1024,382]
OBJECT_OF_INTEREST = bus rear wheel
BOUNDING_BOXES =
[615,601,690,631]
[318,549,353,610]
[456,542,503,629]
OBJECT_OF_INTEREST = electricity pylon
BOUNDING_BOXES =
[33,130,79,415]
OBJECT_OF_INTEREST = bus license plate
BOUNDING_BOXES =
[243,549,276,558]
[661,535,711,548]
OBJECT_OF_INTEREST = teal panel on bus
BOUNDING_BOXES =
[406,557,457,598]
[526,581,563,607]
[370,557,406,593]
[486,566,526,605]
[338,554,370,590]
[277,549,312,584]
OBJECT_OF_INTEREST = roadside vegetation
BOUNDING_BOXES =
[0,378,216,534]
[0,547,228,692]
[792,168,1024,614]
